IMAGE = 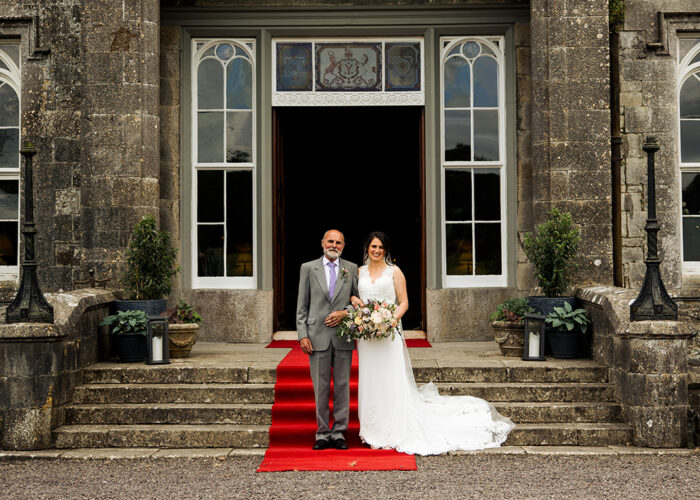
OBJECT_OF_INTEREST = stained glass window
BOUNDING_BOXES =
[441,37,505,286]
[193,40,256,288]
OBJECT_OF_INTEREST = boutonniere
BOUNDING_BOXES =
[340,267,349,279]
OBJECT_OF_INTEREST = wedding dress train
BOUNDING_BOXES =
[356,265,515,455]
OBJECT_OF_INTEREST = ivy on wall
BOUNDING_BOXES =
[609,0,625,33]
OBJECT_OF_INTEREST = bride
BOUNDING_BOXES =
[352,231,514,455]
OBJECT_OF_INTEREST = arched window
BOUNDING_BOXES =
[192,39,256,288]
[440,37,506,287]
[679,38,700,274]
[0,43,20,277]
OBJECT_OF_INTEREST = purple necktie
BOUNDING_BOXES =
[328,262,337,298]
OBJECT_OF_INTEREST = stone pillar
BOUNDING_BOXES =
[615,321,696,447]
[529,1,613,285]
[80,0,160,283]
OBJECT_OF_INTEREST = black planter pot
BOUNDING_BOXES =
[547,329,584,359]
[112,333,147,363]
[527,296,575,317]
[115,299,167,316]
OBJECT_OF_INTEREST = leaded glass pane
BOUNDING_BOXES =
[197,59,223,110]
[316,43,382,91]
[276,43,312,91]
[683,172,700,215]
[683,218,700,261]
[202,46,215,58]
[197,171,224,222]
[226,112,252,163]
[681,120,700,163]
[475,223,501,274]
[473,56,498,107]
[680,75,700,119]
[0,60,7,71]
[692,52,700,66]
[226,171,253,277]
[235,46,249,59]
[462,42,480,59]
[0,180,18,219]
[443,57,470,108]
[0,129,18,168]
[385,43,421,91]
[679,38,700,62]
[0,220,17,265]
[445,169,472,221]
[473,110,499,161]
[446,223,472,275]
[0,83,19,127]
[226,58,252,109]
[444,110,471,162]
[197,111,224,163]
[446,44,461,57]
[474,169,500,220]
[198,224,224,276]
[216,43,234,61]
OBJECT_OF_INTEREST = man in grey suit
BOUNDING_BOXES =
[297,229,359,450]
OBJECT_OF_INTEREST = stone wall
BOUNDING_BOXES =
[618,1,700,290]
[0,288,116,450]
[577,285,696,447]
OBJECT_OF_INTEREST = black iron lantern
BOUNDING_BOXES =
[146,316,170,365]
[522,313,546,361]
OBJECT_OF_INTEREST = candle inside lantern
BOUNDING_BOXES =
[152,336,163,362]
[528,331,540,358]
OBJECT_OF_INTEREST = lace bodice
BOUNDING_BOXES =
[358,265,396,305]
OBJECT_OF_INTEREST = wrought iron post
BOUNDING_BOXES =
[630,137,678,321]
[6,142,54,323]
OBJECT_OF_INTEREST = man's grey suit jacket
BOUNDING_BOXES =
[296,257,359,351]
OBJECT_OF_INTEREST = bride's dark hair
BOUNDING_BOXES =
[363,231,392,265]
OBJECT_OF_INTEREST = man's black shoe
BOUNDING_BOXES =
[331,438,348,450]
[313,438,330,450]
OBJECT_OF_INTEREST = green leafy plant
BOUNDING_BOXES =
[545,302,591,334]
[166,300,203,325]
[100,309,149,336]
[122,215,179,300]
[609,0,625,33]
[489,297,535,324]
[523,207,581,297]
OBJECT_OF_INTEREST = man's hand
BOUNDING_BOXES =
[299,337,313,355]
[324,310,348,327]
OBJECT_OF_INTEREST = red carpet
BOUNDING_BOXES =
[257,344,417,472]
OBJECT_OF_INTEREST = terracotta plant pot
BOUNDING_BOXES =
[491,321,525,357]
[168,323,200,358]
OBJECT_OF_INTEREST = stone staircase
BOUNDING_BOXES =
[53,350,631,449]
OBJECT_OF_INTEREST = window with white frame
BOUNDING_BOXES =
[679,37,700,274]
[440,37,506,287]
[0,43,20,279]
[192,39,256,288]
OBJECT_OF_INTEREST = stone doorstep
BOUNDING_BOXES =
[2,447,697,460]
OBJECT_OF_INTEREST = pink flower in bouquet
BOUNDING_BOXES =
[373,304,380,311]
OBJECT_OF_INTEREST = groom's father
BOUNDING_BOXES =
[297,229,359,450]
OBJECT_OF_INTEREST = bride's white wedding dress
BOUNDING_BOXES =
[356,264,515,455]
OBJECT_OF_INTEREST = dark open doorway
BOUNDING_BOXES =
[273,106,425,332]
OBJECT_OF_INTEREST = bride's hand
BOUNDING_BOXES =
[350,296,363,308]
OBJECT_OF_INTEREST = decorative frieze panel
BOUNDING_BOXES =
[272,38,423,106]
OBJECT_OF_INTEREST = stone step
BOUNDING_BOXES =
[64,401,622,426]
[82,364,608,385]
[72,382,616,405]
[52,422,631,449]
[72,384,275,405]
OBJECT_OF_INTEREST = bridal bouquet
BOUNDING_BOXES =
[337,299,400,342]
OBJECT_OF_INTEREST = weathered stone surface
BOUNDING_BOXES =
[623,373,688,407]
[627,405,688,448]
[1,408,53,451]
[72,384,275,405]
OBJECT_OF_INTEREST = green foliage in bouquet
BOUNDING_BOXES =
[166,300,203,325]
[489,297,535,324]
[100,309,149,336]
[545,302,591,334]
[337,299,399,342]
[122,215,179,300]
[523,207,581,298]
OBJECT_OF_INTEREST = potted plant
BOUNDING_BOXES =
[545,301,592,358]
[100,309,149,362]
[166,300,202,358]
[490,297,535,357]
[116,215,179,316]
[522,207,581,316]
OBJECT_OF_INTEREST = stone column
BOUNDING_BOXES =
[616,321,696,447]
[80,0,160,282]
[529,1,613,285]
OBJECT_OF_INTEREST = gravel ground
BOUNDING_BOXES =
[1,455,699,499]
